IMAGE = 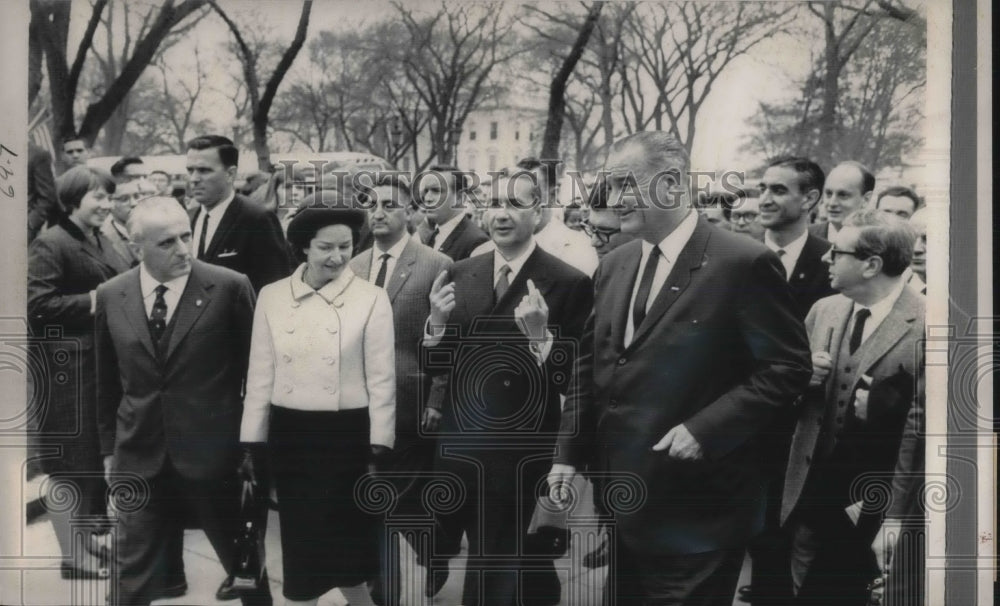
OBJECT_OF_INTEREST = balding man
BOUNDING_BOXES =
[549,132,811,605]
[907,206,927,294]
[96,198,271,606]
[811,161,874,242]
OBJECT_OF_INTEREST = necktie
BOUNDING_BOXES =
[495,264,511,302]
[632,247,661,330]
[149,284,168,343]
[775,248,788,280]
[197,211,210,258]
[426,226,439,248]
[91,228,103,251]
[374,253,390,288]
[848,308,871,354]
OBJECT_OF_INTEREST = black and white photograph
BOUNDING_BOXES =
[0,1,991,605]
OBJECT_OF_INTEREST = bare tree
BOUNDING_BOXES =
[616,2,792,151]
[212,0,313,170]
[30,0,208,154]
[393,1,521,166]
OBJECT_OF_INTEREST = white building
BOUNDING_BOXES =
[457,105,546,177]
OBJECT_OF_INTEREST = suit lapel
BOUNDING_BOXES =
[165,265,213,362]
[627,221,711,350]
[790,235,828,285]
[203,197,243,258]
[440,217,467,256]
[460,254,497,321]
[387,240,418,302]
[119,271,157,360]
[855,288,920,376]
[609,241,643,354]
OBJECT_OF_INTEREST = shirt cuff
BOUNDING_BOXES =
[89,290,97,315]
[423,316,445,347]
[529,329,554,365]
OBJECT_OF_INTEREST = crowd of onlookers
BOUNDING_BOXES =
[26,131,927,606]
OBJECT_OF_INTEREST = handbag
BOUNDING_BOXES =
[232,479,268,592]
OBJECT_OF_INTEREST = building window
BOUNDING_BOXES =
[490,122,498,140]
[515,130,520,141]
[470,130,477,141]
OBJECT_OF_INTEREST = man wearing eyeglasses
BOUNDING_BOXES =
[102,179,155,268]
[782,209,924,604]
[729,194,765,242]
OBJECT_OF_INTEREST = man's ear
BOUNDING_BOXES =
[862,190,873,204]
[226,165,238,182]
[127,240,143,261]
[804,189,821,212]
[863,255,884,278]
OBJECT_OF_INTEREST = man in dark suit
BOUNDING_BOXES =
[781,210,924,605]
[424,175,592,605]
[549,131,812,605]
[186,135,291,292]
[415,165,489,261]
[742,157,837,604]
[809,161,874,242]
[350,173,453,605]
[95,197,271,606]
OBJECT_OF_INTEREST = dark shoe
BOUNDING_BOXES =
[424,566,448,598]
[216,575,240,601]
[60,561,109,580]
[582,536,609,569]
[737,584,753,603]
[155,581,188,599]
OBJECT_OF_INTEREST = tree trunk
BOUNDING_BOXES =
[540,3,603,160]
[817,3,841,167]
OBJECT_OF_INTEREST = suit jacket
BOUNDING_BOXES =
[429,245,593,493]
[28,143,61,239]
[101,218,139,268]
[555,217,812,555]
[808,220,831,241]
[781,288,925,525]
[787,233,836,320]
[189,194,292,292]
[433,215,489,262]
[350,238,453,444]
[95,261,256,481]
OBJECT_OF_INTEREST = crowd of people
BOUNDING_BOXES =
[26,130,927,606]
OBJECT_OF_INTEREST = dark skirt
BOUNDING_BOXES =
[269,405,377,600]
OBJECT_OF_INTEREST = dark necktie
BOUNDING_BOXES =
[775,248,788,280]
[374,253,390,288]
[848,308,871,354]
[197,211,210,258]
[632,247,661,329]
[495,264,511,302]
[149,284,168,343]
[91,228,103,251]
[426,226,440,248]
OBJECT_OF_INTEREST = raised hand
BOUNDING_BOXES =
[429,270,456,330]
[514,279,549,340]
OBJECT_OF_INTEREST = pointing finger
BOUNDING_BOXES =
[432,270,449,292]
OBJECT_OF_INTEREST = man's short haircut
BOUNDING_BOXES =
[186,135,239,168]
[516,157,560,189]
[110,156,144,178]
[766,156,825,197]
[62,133,86,147]
[149,169,170,178]
[373,172,413,202]
[842,208,916,277]
[587,178,610,210]
[56,165,116,210]
[610,131,691,191]
[876,185,922,212]
[836,160,876,194]
[127,196,189,242]
[420,165,467,195]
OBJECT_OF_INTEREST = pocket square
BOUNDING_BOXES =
[218,250,239,258]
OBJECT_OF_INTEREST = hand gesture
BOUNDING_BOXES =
[514,279,549,340]
[429,270,455,331]
[547,463,578,508]
[872,519,904,573]
[810,351,832,387]
[652,424,703,460]
[421,407,442,432]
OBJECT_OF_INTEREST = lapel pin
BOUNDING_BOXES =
[798,273,805,279]
[196,299,202,307]
[670,286,680,291]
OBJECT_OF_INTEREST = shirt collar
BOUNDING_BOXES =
[201,190,235,219]
[494,239,537,281]
[374,233,410,260]
[290,263,357,304]
[139,263,190,298]
[764,228,809,259]
[855,277,907,324]
[642,209,699,264]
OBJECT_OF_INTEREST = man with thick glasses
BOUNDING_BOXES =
[729,194,765,242]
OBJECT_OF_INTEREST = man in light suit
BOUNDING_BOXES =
[415,165,489,261]
[186,135,291,293]
[781,209,924,605]
[425,175,593,605]
[95,197,271,606]
[349,174,452,605]
[549,131,812,605]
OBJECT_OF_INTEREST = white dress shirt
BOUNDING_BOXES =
[428,212,465,252]
[138,264,189,324]
[240,264,396,447]
[826,222,840,243]
[193,191,235,258]
[850,277,907,346]
[369,234,410,285]
[624,210,699,347]
[764,229,809,280]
